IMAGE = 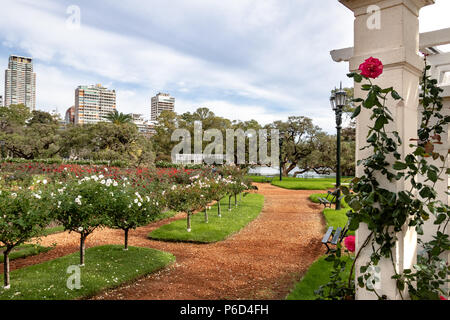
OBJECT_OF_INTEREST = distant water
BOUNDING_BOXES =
[248,166,336,179]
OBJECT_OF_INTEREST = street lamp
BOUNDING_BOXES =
[279,130,285,181]
[330,83,347,210]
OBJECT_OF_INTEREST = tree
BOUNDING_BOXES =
[0,185,52,288]
[0,107,62,159]
[105,186,161,250]
[104,110,133,125]
[152,110,179,162]
[53,177,109,266]
[265,116,322,176]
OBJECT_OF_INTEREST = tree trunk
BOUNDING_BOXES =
[3,248,11,289]
[228,196,232,211]
[80,234,86,266]
[234,194,237,207]
[218,201,221,217]
[187,212,192,232]
[124,229,129,250]
[204,208,209,223]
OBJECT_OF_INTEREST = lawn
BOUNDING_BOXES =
[309,193,354,236]
[0,245,175,300]
[286,255,353,300]
[148,193,264,243]
[286,193,355,300]
[1,244,53,263]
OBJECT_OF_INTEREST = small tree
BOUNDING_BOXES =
[105,186,162,250]
[209,177,229,218]
[0,186,52,289]
[165,182,203,232]
[53,176,110,266]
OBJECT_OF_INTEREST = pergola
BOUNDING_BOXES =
[330,0,449,300]
[331,27,450,94]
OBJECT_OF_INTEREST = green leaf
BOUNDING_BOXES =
[391,90,402,100]
[393,162,407,170]
[351,106,361,119]
[374,115,388,130]
[427,170,438,183]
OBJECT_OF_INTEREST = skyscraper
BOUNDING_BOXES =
[151,93,175,121]
[74,84,116,125]
[4,55,36,110]
[65,106,75,124]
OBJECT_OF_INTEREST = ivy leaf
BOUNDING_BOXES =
[434,214,447,225]
[351,106,361,119]
[374,115,388,130]
[427,170,438,183]
[391,90,402,100]
[393,162,407,170]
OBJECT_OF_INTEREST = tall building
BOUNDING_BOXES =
[74,84,116,125]
[65,106,75,124]
[151,92,175,121]
[4,55,36,110]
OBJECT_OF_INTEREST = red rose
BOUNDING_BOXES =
[440,295,447,300]
[359,57,383,79]
[344,235,356,253]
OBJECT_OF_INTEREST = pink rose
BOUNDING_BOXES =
[344,235,355,253]
[359,57,384,79]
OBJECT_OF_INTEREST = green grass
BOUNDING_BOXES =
[309,193,354,236]
[308,193,348,208]
[247,175,354,190]
[0,245,175,300]
[40,225,65,237]
[0,244,53,263]
[148,193,264,243]
[246,175,272,183]
[271,177,343,190]
[286,255,353,300]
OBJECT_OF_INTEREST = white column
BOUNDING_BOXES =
[339,0,435,300]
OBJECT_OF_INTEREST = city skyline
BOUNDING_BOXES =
[0,1,450,133]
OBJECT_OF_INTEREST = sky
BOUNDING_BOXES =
[0,0,449,133]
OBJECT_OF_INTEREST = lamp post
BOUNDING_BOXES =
[279,130,285,181]
[330,83,347,210]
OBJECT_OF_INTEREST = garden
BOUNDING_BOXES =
[0,162,259,299]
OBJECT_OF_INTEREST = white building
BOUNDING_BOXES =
[151,92,175,121]
[74,84,116,125]
[4,55,36,110]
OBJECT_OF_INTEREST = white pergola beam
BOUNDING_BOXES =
[331,27,450,62]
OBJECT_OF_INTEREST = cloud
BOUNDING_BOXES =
[0,0,449,133]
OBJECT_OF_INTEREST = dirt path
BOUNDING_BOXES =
[3,183,327,300]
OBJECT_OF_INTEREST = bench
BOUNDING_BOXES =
[262,175,276,183]
[321,221,350,254]
[318,191,344,208]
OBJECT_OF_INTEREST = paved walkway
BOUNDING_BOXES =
[5,183,326,300]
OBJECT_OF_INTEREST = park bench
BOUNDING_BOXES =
[262,175,276,183]
[318,190,344,208]
[321,220,350,254]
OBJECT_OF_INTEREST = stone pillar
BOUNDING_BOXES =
[339,0,435,300]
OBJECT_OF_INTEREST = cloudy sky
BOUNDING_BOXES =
[0,0,449,133]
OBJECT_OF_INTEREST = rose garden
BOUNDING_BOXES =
[1,0,450,301]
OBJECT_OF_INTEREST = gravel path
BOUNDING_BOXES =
[2,183,326,300]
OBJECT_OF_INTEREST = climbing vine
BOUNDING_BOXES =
[317,56,450,300]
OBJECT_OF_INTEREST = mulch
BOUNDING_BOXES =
[1,183,326,300]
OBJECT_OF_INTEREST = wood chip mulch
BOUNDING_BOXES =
[1,183,327,300]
